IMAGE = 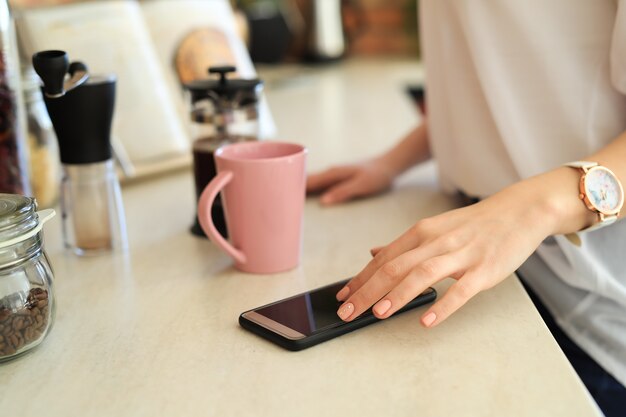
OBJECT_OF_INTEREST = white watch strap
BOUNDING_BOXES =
[567,214,617,245]
[564,161,598,171]
[580,214,618,233]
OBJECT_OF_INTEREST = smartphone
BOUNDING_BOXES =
[239,279,437,351]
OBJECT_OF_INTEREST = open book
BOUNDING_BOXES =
[16,0,276,180]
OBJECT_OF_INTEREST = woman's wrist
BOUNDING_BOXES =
[373,153,410,180]
[511,167,597,236]
[376,122,431,178]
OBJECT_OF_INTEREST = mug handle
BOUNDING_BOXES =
[198,171,247,265]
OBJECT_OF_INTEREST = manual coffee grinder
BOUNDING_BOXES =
[185,66,263,238]
[32,50,128,255]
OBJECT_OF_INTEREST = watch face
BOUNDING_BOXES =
[584,166,624,215]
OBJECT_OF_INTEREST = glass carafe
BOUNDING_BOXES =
[185,66,263,238]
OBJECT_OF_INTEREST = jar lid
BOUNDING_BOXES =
[0,194,55,250]
[184,66,262,101]
[0,194,37,234]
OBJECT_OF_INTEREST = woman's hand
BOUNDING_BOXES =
[306,159,396,205]
[307,123,432,205]
[335,168,594,327]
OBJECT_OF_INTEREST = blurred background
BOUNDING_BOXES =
[10,0,420,63]
[4,0,423,208]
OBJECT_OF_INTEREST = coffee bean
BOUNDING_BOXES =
[34,290,47,301]
[13,317,24,331]
[15,334,24,349]
[0,287,51,359]
[24,327,33,341]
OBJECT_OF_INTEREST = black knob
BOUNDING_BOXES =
[209,66,236,84]
[32,50,68,97]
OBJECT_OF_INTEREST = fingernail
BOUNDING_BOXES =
[320,195,333,205]
[336,286,350,301]
[337,302,354,320]
[422,312,437,327]
[373,299,391,316]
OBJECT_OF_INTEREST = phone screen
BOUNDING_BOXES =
[254,281,369,336]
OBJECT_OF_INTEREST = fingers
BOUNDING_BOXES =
[337,247,459,322]
[370,252,467,319]
[307,166,374,205]
[306,167,354,194]
[419,274,481,327]
[318,177,369,205]
[308,161,396,206]
[336,220,435,301]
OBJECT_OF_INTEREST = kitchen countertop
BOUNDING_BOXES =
[0,59,601,416]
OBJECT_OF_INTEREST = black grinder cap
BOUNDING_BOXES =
[185,66,263,104]
[43,75,116,164]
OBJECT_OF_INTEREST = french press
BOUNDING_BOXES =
[185,66,263,238]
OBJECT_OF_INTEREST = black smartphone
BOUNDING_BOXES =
[239,279,437,351]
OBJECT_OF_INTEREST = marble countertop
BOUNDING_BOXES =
[0,59,601,417]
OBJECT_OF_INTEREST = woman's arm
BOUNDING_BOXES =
[335,131,626,327]
[306,122,431,205]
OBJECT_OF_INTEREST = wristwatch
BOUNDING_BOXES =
[564,161,624,233]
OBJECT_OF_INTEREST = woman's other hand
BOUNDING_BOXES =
[307,123,432,205]
[306,159,396,205]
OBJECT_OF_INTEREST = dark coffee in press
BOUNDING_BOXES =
[184,66,263,239]
[191,135,257,238]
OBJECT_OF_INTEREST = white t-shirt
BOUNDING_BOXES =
[421,0,626,386]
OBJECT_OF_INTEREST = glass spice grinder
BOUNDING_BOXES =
[32,50,128,255]
[185,66,263,238]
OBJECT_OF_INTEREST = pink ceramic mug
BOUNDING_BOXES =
[198,141,307,273]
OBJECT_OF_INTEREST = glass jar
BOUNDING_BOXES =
[61,159,128,256]
[22,66,60,209]
[0,193,56,362]
[0,0,30,196]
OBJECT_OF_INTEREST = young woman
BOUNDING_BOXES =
[307,2,626,416]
